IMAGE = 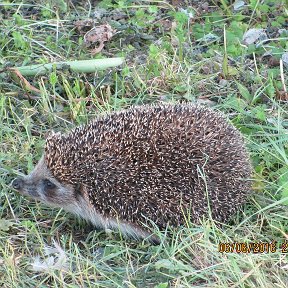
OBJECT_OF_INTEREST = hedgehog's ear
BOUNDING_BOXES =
[44,130,61,140]
[44,130,54,139]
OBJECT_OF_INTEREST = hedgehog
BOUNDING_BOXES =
[12,103,252,243]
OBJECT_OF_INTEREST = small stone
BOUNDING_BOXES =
[243,28,267,45]
[233,0,245,11]
[219,79,228,87]
[282,52,288,69]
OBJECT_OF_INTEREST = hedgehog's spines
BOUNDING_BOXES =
[44,103,252,230]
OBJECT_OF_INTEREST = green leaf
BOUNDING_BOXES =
[236,82,252,101]
[0,219,14,231]
[12,31,26,49]
[12,58,124,76]
[278,172,288,205]
[155,259,175,271]
[154,283,169,288]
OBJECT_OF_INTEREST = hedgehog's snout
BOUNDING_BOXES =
[11,177,24,190]
[11,177,39,198]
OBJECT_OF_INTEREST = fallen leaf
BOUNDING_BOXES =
[84,24,115,55]
[276,90,288,101]
[268,57,280,67]
[157,19,173,31]
[75,19,94,34]
[9,68,41,93]
[171,0,183,7]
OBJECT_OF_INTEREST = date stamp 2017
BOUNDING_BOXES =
[218,241,288,253]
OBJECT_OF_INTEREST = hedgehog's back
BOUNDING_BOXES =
[45,103,252,230]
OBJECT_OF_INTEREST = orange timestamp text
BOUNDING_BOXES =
[218,240,288,253]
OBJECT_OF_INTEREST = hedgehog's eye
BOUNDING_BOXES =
[43,179,56,190]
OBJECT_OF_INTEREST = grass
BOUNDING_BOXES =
[0,0,288,287]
